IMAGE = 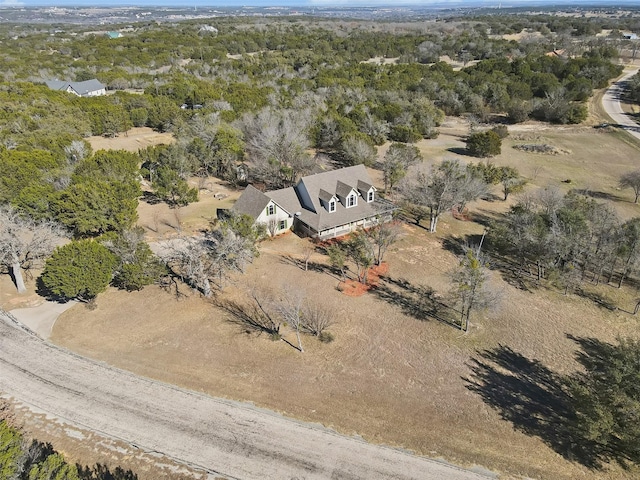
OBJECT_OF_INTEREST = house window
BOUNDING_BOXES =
[367,190,374,202]
[267,204,276,215]
[279,220,286,230]
[347,194,356,208]
[329,200,336,212]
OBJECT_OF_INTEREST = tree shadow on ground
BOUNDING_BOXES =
[469,207,502,229]
[371,276,460,328]
[447,147,471,156]
[278,254,336,276]
[215,297,279,337]
[574,286,618,311]
[572,188,624,203]
[443,233,538,292]
[77,464,138,480]
[465,341,628,470]
[141,190,162,205]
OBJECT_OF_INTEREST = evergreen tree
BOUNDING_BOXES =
[41,240,118,301]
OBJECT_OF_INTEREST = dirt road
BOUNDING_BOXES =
[0,312,494,480]
[602,68,640,141]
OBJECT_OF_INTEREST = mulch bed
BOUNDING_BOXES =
[451,206,471,221]
[339,262,389,297]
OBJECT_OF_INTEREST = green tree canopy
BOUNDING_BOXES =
[466,131,502,158]
[41,240,118,301]
[52,179,139,236]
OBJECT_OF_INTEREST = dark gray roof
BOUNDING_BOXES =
[266,187,301,216]
[318,189,335,204]
[295,164,395,232]
[335,180,354,199]
[231,184,271,219]
[45,79,105,96]
[357,179,374,193]
[233,165,397,234]
[45,80,69,91]
[73,79,106,95]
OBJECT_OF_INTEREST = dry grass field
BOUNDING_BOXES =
[51,222,640,480]
[6,109,640,478]
[87,127,174,153]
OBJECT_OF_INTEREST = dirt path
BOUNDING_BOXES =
[9,300,76,339]
[0,312,495,480]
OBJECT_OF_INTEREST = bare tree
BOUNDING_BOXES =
[301,300,334,338]
[360,110,389,144]
[341,135,377,167]
[380,143,422,195]
[163,238,214,297]
[276,289,305,352]
[405,159,482,233]
[207,228,256,289]
[619,170,640,203]
[161,228,255,296]
[364,221,401,266]
[242,108,315,188]
[0,207,65,293]
[64,140,89,165]
[266,218,279,237]
[536,185,564,216]
[456,174,489,213]
[448,249,496,332]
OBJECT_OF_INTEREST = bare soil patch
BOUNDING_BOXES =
[87,127,174,153]
[137,176,241,242]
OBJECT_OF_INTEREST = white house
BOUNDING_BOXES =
[231,184,294,236]
[232,165,397,239]
[45,79,107,97]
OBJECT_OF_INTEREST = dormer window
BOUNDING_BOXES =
[329,200,336,212]
[346,193,357,208]
[367,190,374,202]
[267,204,276,216]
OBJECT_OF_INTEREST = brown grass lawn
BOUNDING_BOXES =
[10,118,640,479]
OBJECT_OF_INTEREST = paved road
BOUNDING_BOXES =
[601,68,640,141]
[0,312,494,480]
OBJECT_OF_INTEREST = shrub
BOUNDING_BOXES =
[466,130,502,157]
[491,125,509,139]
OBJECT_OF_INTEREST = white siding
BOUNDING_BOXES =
[256,200,292,236]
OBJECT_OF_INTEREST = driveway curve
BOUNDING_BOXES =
[0,312,494,480]
[601,68,640,141]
